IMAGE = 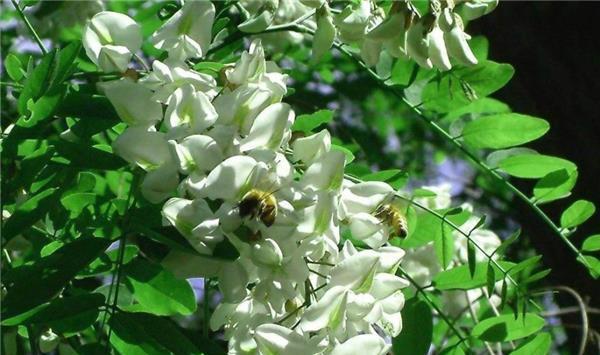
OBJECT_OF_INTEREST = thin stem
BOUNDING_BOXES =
[203,278,210,338]
[10,0,47,55]
[464,292,496,355]
[397,267,469,349]
[541,286,589,355]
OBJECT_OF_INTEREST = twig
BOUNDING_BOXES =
[540,286,589,355]
[10,0,47,55]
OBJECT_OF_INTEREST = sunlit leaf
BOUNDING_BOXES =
[582,234,600,252]
[560,200,596,228]
[392,298,432,355]
[472,313,545,342]
[462,114,549,149]
[498,154,577,179]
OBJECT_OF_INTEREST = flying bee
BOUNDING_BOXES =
[239,188,278,227]
[373,203,408,239]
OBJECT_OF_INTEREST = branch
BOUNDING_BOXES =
[10,0,47,55]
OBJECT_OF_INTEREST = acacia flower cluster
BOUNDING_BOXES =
[83,5,413,354]
[303,0,497,69]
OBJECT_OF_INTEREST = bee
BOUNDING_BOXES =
[239,189,278,227]
[373,203,408,239]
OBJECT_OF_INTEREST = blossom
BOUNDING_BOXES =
[151,1,215,61]
[82,11,141,72]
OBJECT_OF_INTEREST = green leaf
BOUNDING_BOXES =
[422,60,514,112]
[193,61,225,73]
[392,298,433,355]
[291,109,334,133]
[433,261,516,290]
[494,229,520,257]
[444,98,511,122]
[582,234,600,252]
[362,169,408,189]
[462,114,549,149]
[331,144,355,164]
[110,312,204,355]
[61,192,97,218]
[123,258,197,316]
[52,141,126,170]
[533,169,578,204]
[486,262,496,294]
[434,224,454,270]
[404,212,449,248]
[510,333,552,355]
[472,313,545,342]
[49,42,81,90]
[18,50,56,115]
[578,255,600,279]
[79,245,139,278]
[2,293,104,335]
[2,237,110,319]
[2,187,61,242]
[5,53,24,81]
[560,200,596,228]
[498,154,577,179]
[467,240,476,277]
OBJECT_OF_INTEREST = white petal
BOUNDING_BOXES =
[201,155,259,201]
[112,127,172,170]
[165,84,217,138]
[140,163,179,203]
[240,103,295,152]
[254,324,315,355]
[339,181,392,218]
[219,261,249,303]
[99,79,162,128]
[291,130,331,165]
[329,251,379,291]
[97,45,131,73]
[170,134,223,173]
[301,150,346,191]
[300,286,348,332]
[330,334,389,355]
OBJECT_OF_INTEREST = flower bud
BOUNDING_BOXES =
[39,329,59,354]
[427,25,452,71]
[238,10,275,33]
[456,0,498,21]
[444,15,478,66]
[82,11,141,73]
[406,18,433,69]
[312,5,336,62]
[151,1,215,60]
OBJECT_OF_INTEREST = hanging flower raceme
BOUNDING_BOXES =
[81,9,497,354]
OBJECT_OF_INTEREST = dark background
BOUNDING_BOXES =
[473,2,600,351]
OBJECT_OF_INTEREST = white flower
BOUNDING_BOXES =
[141,60,218,103]
[169,134,224,174]
[334,1,371,43]
[339,181,396,249]
[239,103,295,152]
[330,334,390,355]
[151,0,215,60]
[98,79,162,128]
[225,39,267,86]
[164,84,218,139]
[82,11,141,72]
[292,129,331,166]
[254,324,321,355]
[112,127,172,171]
[301,150,346,192]
[162,198,223,254]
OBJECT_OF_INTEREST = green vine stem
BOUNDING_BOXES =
[10,0,47,55]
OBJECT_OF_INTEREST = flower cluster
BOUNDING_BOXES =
[304,0,497,69]
[84,6,413,354]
